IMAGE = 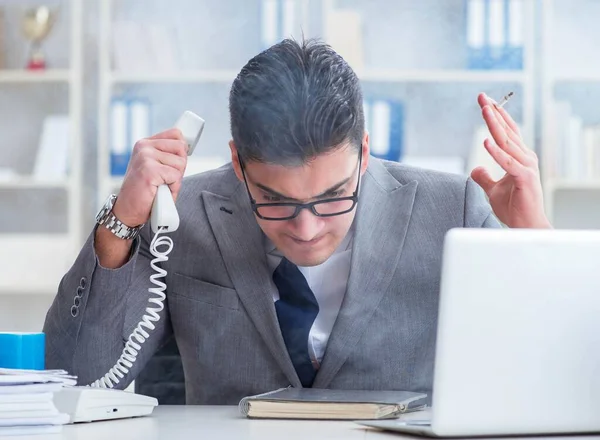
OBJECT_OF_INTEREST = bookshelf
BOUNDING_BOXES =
[96,0,313,205]
[97,0,536,206]
[323,0,536,171]
[541,0,600,228]
[0,0,83,302]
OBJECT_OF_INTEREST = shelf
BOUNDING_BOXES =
[0,69,72,83]
[0,287,59,296]
[0,178,70,189]
[356,69,528,83]
[108,70,239,84]
[106,69,529,85]
[0,234,74,296]
[545,179,600,190]
[552,73,600,82]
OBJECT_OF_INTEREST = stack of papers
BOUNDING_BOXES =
[0,368,76,437]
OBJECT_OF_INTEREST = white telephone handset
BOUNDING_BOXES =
[150,111,205,233]
[91,111,205,390]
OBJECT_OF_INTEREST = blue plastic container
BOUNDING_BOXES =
[0,332,45,370]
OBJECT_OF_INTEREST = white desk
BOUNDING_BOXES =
[34,406,600,440]
[38,406,383,439]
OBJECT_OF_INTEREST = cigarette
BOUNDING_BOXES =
[496,91,514,108]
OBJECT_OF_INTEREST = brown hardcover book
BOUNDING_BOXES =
[239,387,427,420]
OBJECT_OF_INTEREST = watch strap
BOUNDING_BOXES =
[96,194,143,240]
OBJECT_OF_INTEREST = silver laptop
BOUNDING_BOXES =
[359,228,600,437]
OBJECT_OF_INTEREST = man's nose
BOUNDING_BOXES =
[290,208,323,241]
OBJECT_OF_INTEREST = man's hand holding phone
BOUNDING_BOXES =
[95,128,188,269]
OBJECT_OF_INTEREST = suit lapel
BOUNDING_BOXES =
[203,181,301,387]
[312,159,418,388]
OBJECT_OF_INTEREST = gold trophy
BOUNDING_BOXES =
[21,6,56,70]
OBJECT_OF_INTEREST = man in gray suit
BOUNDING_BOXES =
[43,39,551,404]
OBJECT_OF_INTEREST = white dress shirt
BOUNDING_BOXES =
[265,231,353,368]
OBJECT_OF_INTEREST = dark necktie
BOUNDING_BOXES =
[273,257,320,387]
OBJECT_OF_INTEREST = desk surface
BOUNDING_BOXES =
[35,406,600,440]
[41,405,385,440]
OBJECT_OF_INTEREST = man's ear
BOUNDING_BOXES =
[361,131,370,175]
[229,140,243,182]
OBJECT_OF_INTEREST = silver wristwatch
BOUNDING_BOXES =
[96,194,143,240]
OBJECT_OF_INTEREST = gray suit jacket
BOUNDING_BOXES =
[43,157,500,404]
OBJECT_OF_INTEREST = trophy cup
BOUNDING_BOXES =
[21,6,56,70]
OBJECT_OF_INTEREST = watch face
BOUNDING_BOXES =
[96,194,116,222]
[96,207,107,222]
[105,194,116,209]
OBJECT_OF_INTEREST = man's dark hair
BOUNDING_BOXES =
[229,38,364,166]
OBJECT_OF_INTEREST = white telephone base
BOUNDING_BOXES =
[53,386,158,424]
